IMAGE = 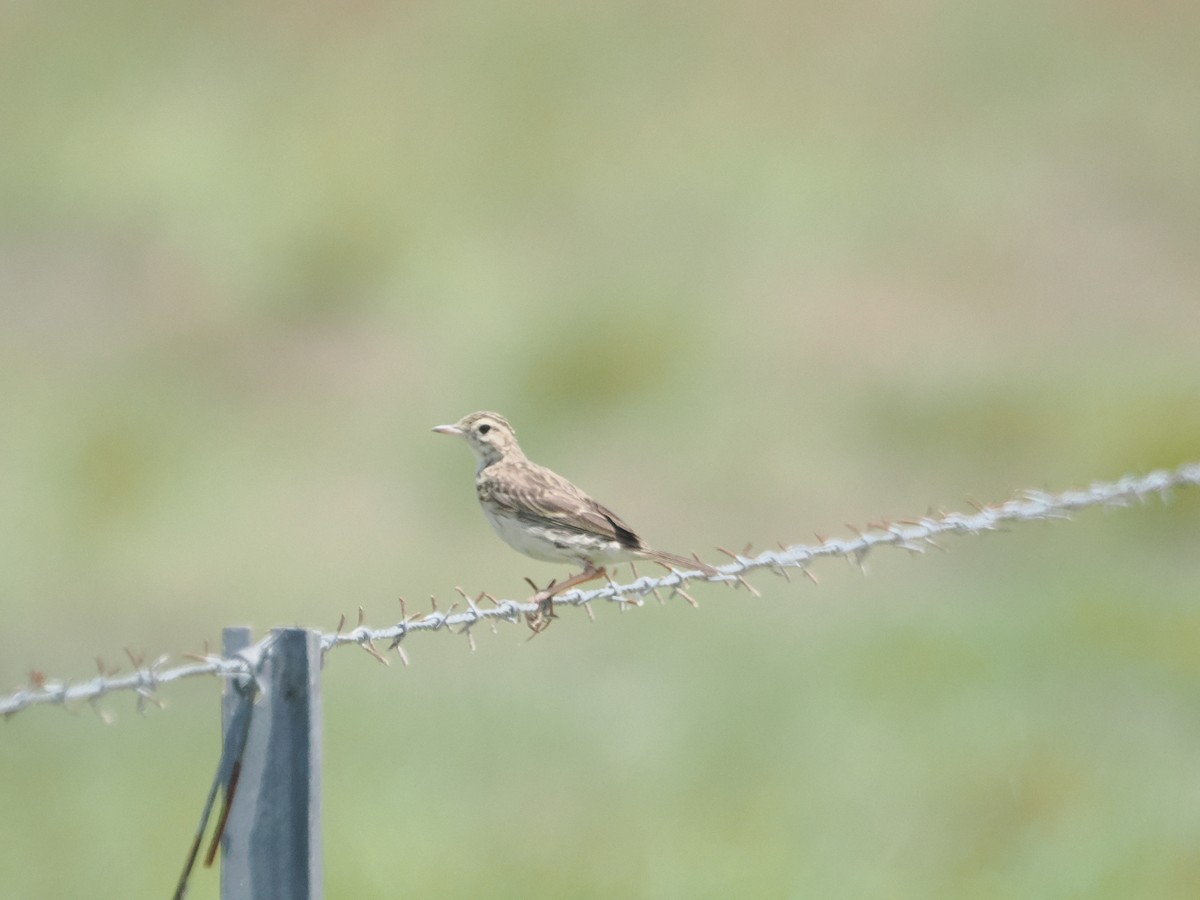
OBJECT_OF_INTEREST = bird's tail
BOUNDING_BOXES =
[640,549,719,577]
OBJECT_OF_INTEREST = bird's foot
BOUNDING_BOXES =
[522,576,559,635]
[525,589,559,635]
[523,567,606,635]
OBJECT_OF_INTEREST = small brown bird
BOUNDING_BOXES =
[434,411,716,624]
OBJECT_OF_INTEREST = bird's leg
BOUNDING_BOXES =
[526,566,606,634]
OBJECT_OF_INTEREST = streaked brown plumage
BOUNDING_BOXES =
[433,411,715,625]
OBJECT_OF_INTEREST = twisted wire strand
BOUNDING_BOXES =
[4,462,1198,719]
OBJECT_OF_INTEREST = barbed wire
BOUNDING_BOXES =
[0,655,251,722]
[4,461,1198,720]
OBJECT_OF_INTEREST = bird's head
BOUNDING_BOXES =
[433,411,521,467]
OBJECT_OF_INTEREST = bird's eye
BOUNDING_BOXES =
[478,423,492,435]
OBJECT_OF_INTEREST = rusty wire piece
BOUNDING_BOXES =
[453,587,489,652]
[2,462,1199,719]
[714,547,762,596]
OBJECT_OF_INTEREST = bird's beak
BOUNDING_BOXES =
[432,424,463,436]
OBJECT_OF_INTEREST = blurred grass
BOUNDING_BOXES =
[1,1,1199,897]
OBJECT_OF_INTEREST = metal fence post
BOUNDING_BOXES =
[220,627,323,900]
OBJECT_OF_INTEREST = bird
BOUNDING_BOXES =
[433,411,717,629]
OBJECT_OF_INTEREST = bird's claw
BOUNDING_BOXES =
[525,589,558,635]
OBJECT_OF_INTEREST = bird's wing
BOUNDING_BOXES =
[482,461,644,550]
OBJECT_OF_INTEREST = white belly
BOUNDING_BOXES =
[483,506,633,568]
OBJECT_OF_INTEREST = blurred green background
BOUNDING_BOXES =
[2,2,1199,897]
